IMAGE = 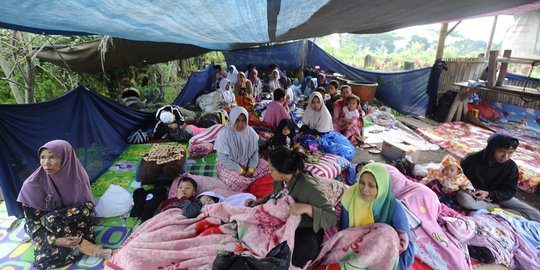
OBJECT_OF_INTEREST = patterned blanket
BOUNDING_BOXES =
[106,195,401,270]
[417,121,540,193]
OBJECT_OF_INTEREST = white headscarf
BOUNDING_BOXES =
[302,92,334,133]
[214,107,259,166]
[268,69,281,92]
[227,65,239,85]
[218,78,234,104]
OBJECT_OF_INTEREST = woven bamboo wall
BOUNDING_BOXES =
[438,57,487,95]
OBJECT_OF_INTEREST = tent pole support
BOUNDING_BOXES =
[485,16,498,56]
[435,22,448,60]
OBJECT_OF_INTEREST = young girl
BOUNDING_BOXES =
[340,95,363,144]
[267,119,296,149]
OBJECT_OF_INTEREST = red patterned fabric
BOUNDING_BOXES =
[188,124,224,145]
[216,159,270,192]
[305,154,342,179]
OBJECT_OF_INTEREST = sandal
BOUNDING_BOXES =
[368,148,382,154]
[358,143,375,149]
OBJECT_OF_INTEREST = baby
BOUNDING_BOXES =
[421,155,474,194]
[340,95,363,143]
[155,177,202,218]
[197,191,256,208]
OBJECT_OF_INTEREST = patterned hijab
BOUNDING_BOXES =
[341,163,396,227]
[214,107,259,166]
[17,140,93,211]
[302,92,333,133]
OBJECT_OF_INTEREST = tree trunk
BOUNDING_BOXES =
[0,43,24,104]
[180,59,189,78]
[25,54,36,103]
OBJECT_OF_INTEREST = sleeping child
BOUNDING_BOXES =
[421,155,475,194]
[155,177,203,218]
[197,191,256,208]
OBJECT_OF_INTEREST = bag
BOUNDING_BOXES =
[432,90,457,122]
[130,187,168,221]
[321,132,355,161]
[212,241,290,270]
[139,158,185,184]
[95,185,134,217]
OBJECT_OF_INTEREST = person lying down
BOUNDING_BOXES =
[197,191,256,208]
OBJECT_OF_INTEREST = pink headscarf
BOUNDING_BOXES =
[17,140,93,211]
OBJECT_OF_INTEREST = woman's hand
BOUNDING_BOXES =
[289,203,312,217]
[397,231,408,253]
[54,235,82,248]
[473,190,489,201]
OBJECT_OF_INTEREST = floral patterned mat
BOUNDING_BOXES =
[417,121,540,193]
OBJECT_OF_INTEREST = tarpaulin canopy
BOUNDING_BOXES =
[172,62,216,106]
[1,1,539,50]
[225,41,432,115]
[0,86,154,217]
[36,38,213,73]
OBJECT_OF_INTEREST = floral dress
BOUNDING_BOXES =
[22,202,95,270]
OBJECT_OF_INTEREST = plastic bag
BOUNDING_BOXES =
[321,132,355,161]
[95,184,134,218]
[212,241,290,270]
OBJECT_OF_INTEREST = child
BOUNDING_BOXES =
[340,95,363,144]
[421,155,475,194]
[155,177,202,218]
[197,191,256,208]
[267,119,296,149]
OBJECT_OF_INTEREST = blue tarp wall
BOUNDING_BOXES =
[225,41,433,115]
[0,86,154,217]
[172,62,216,106]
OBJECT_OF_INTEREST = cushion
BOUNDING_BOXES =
[168,173,237,199]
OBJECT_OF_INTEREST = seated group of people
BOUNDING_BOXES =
[17,64,540,269]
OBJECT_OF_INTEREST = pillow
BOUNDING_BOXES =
[304,154,342,179]
[188,124,224,145]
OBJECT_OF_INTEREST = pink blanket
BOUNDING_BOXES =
[386,165,471,270]
[107,193,403,270]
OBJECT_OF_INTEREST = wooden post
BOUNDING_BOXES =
[485,16,498,56]
[497,50,511,86]
[404,61,415,70]
[486,50,498,88]
[435,23,448,60]
[364,54,373,68]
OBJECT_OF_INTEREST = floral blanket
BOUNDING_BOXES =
[417,121,540,193]
[106,194,401,270]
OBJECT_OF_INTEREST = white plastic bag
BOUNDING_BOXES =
[95,184,134,218]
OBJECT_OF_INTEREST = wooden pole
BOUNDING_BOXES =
[435,22,448,60]
[485,16,498,57]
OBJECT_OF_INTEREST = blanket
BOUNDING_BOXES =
[106,193,402,270]
[386,165,471,270]
[417,121,540,193]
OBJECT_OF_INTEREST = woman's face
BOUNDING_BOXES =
[358,172,378,202]
[493,148,515,163]
[40,149,62,175]
[234,113,247,132]
[225,82,230,91]
[269,161,290,182]
[311,96,322,111]
[238,73,245,81]
[317,75,324,84]
[272,70,279,79]
[341,87,352,98]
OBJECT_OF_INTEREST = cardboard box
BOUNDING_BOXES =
[381,139,420,162]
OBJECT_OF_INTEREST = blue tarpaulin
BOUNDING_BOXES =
[0,86,154,217]
[172,63,216,106]
[225,41,432,115]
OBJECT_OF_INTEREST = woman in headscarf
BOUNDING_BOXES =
[268,69,281,93]
[317,72,328,88]
[226,65,239,85]
[214,107,269,191]
[339,163,414,270]
[17,140,112,269]
[300,92,334,135]
[234,72,255,112]
[303,77,318,97]
[457,133,540,221]
[212,78,236,111]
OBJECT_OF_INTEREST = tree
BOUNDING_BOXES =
[408,35,430,50]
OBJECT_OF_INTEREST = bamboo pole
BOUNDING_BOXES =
[485,16,498,56]
[435,23,448,60]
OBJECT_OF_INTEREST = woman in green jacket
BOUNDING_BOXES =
[245,146,337,267]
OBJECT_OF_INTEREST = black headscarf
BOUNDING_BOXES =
[269,119,297,147]
[482,133,519,165]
